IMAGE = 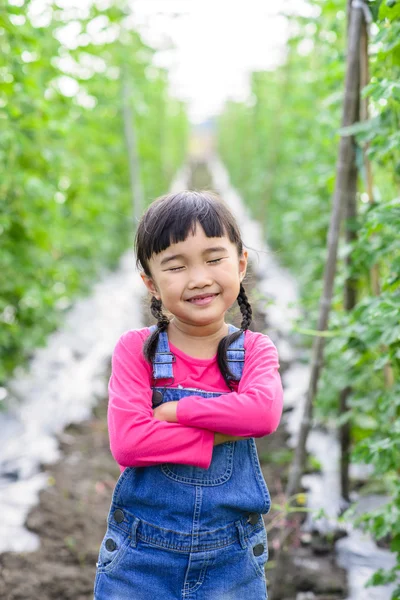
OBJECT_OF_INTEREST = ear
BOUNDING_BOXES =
[239,249,248,282]
[140,272,161,300]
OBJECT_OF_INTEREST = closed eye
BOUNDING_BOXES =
[208,258,223,264]
[167,258,224,271]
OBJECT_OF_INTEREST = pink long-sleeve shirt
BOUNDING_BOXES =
[108,327,283,472]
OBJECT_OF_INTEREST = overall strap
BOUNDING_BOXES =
[226,324,246,381]
[148,323,245,381]
[149,324,175,380]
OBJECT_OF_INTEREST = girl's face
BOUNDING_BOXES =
[141,224,248,330]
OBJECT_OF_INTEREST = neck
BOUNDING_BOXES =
[169,318,228,342]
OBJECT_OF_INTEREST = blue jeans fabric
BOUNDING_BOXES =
[94,325,271,599]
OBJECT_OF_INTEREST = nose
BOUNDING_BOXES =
[187,265,214,289]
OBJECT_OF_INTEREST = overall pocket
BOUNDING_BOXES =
[96,524,131,574]
[154,386,236,486]
[247,524,269,579]
[161,441,235,485]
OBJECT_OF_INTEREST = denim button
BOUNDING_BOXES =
[113,509,125,523]
[253,543,264,556]
[248,512,259,525]
[105,538,117,552]
[152,390,163,407]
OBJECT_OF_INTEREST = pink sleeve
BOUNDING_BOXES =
[108,331,215,468]
[176,332,283,437]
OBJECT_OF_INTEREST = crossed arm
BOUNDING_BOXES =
[153,402,246,446]
[108,331,283,469]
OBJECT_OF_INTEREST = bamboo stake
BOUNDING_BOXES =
[339,153,359,502]
[269,2,365,597]
[284,0,364,502]
[339,0,362,504]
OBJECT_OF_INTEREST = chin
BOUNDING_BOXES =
[177,312,222,326]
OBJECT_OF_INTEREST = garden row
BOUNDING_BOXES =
[0,1,188,382]
[218,0,400,595]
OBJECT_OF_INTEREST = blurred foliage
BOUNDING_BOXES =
[0,1,188,382]
[218,0,400,595]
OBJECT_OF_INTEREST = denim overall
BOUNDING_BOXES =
[94,324,271,599]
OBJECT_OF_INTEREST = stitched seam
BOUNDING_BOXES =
[160,443,235,486]
[185,557,210,593]
[112,466,133,506]
[249,438,271,512]
[136,533,236,552]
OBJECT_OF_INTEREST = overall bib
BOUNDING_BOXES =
[94,325,271,599]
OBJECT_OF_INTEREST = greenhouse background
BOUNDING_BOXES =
[0,1,399,598]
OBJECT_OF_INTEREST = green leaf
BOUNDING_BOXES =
[379,0,400,21]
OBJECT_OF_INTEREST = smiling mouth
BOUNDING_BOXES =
[186,294,219,305]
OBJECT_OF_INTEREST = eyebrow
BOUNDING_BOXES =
[160,246,228,267]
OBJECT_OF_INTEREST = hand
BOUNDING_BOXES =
[153,401,178,423]
[214,433,251,446]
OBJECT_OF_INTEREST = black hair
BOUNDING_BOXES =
[135,190,253,389]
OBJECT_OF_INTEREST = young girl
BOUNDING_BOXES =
[94,190,283,600]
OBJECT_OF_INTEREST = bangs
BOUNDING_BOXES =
[136,191,242,273]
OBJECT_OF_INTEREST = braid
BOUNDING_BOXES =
[237,283,253,331]
[143,296,170,364]
[217,283,253,390]
[150,296,169,331]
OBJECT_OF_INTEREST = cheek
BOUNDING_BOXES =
[220,272,240,299]
[222,266,241,285]
[229,282,241,302]
[160,277,182,297]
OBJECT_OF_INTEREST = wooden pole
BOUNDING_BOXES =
[339,150,359,502]
[339,0,362,503]
[284,0,364,504]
